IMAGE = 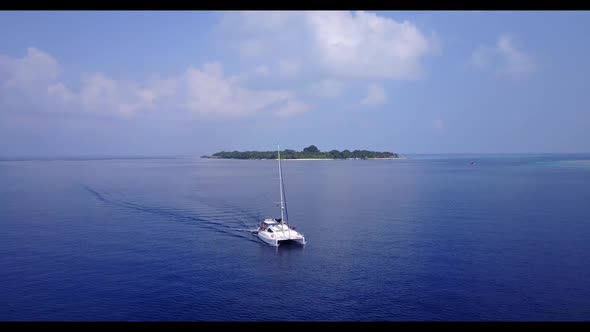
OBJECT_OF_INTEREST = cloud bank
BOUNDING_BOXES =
[0,48,307,118]
[471,34,536,77]
[1,12,439,119]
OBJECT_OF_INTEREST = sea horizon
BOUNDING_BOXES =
[2,152,590,162]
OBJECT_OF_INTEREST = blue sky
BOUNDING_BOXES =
[1,11,589,156]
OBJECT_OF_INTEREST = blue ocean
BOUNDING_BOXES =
[1,154,589,321]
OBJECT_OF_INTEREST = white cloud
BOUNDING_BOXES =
[184,62,307,117]
[47,82,76,104]
[219,11,436,81]
[471,34,536,76]
[2,13,437,120]
[275,99,310,117]
[74,72,163,115]
[0,47,61,90]
[360,83,387,106]
[79,73,118,111]
[0,48,66,111]
[306,11,432,80]
[0,48,308,118]
[146,76,178,100]
[307,79,345,99]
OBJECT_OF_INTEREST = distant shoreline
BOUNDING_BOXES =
[201,157,407,161]
[203,145,401,160]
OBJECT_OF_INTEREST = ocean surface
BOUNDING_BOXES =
[1,154,589,321]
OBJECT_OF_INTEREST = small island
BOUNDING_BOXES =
[201,145,401,160]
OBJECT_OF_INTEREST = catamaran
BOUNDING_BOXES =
[256,146,306,247]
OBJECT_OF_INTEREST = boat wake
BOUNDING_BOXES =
[83,185,263,244]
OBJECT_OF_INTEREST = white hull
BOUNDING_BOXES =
[257,234,306,247]
[257,222,306,247]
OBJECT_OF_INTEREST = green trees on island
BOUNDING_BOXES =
[303,145,320,154]
[204,145,399,160]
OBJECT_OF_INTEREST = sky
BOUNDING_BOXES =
[1,11,589,156]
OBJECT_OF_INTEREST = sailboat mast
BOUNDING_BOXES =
[278,145,285,225]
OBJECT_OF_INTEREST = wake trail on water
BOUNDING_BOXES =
[83,185,262,244]
[192,194,269,229]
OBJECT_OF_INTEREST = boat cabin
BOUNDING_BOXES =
[263,218,277,225]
